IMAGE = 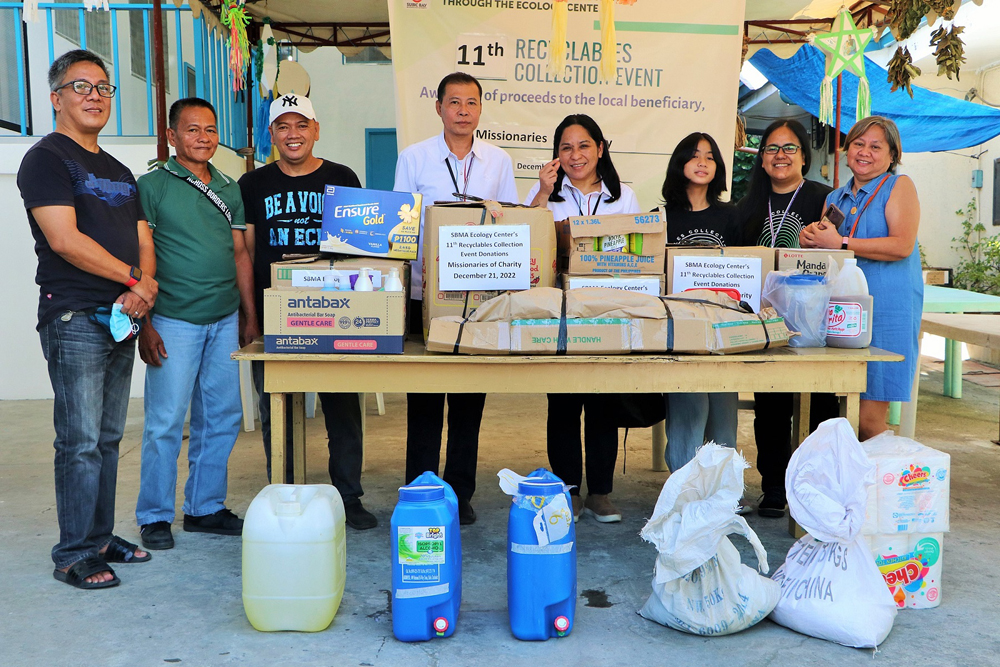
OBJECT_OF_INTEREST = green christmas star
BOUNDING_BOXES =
[812,8,874,79]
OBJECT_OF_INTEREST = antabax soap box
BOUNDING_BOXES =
[320,185,421,260]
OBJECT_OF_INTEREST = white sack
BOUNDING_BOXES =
[770,418,898,648]
[639,444,780,636]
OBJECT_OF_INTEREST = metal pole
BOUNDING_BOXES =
[244,23,260,173]
[832,73,842,189]
[152,0,168,162]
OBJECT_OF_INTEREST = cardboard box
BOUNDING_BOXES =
[558,210,666,275]
[263,288,406,354]
[422,202,557,340]
[666,246,774,313]
[319,185,421,259]
[562,273,665,296]
[426,287,790,355]
[271,255,410,293]
[775,248,855,275]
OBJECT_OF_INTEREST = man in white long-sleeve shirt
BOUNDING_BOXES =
[394,72,517,525]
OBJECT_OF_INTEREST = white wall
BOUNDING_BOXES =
[296,52,396,185]
[0,139,249,400]
[891,63,1000,271]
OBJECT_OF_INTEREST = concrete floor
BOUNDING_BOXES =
[2,360,999,667]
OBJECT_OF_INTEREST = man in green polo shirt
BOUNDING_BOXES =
[134,97,257,551]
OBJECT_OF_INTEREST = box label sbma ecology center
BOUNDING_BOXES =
[437,224,531,291]
[671,256,763,313]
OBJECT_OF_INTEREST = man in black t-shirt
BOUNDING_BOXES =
[238,94,376,530]
[18,50,158,589]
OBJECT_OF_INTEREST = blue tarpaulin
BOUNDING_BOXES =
[750,44,1000,152]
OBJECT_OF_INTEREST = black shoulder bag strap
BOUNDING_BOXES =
[160,163,233,225]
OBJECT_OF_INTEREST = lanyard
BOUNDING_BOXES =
[766,180,803,248]
[160,163,232,225]
[570,187,602,216]
[846,173,891,239]
[445,154,476,201]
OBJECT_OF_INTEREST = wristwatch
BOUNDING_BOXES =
[124,265,142,287]
[841,236,850,250]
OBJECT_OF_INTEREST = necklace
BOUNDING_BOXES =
[767,180,804,247]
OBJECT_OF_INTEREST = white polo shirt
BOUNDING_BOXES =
[523,179,641,219]
[394,132,518,299]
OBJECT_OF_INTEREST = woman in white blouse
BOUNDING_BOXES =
[525,114,639,524]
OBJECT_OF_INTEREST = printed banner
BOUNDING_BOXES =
[388,0,746,208]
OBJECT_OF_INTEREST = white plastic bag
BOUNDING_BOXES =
[639,443,780,636]
[770,418,898,648]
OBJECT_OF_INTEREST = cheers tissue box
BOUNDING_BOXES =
[320,185,421,259]
[862,432,950,534]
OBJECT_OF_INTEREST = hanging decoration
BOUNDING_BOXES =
[549,0,637,81]
[807,7,874,125]
[549,0,569,75]
[221,0,252,92]
[84,0,110,11]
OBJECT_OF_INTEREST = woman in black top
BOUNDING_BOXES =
[736,118,838,518]
[661,132,739,472]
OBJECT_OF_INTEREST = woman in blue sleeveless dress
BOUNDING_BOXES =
[800,116,923,440]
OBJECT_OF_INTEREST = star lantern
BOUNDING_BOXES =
[808,8,875,125]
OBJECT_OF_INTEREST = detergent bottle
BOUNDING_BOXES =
[827,258,873,348]
[503,468,577,640]
[242,484,346,632]
[391,471,462,641]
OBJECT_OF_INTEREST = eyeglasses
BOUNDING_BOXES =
[762,143,800,155]
[54,80,117,98]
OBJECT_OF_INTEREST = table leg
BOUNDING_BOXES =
[943,338,954,397]
[651,420,667,472]
[887,401,901,425]
[899,332,922,438]
[845,393,861,434]
[949,339,963,399]
[271,392,287,484]
[292,393,306,484]
[788,393,811,538]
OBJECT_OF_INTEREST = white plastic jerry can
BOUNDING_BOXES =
[242,484,346,632]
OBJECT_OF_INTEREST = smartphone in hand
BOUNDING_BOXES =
[824,204,846,229]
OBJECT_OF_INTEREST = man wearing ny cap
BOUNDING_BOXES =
[134,97,256,550]
[238,93,377,530]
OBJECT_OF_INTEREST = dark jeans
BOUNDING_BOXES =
[546,394,619,496]
[40,312,135,568]
[405,393,486,500]
[753,392,841,499]
[252,361,364,502]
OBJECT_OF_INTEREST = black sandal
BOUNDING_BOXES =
[53,556,120,590]
[102,535,152,563]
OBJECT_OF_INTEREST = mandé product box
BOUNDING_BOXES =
[775,248,855,276]
[263,288,406,354]
[319,184,421,259]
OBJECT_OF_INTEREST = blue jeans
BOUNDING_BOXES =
[135,311,241,525]
[664,393,739,472]
[39,312,136,568]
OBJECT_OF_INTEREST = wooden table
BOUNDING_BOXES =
[920,313,1000,443]
[897,287,1000,437]
[233,340,901,486]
